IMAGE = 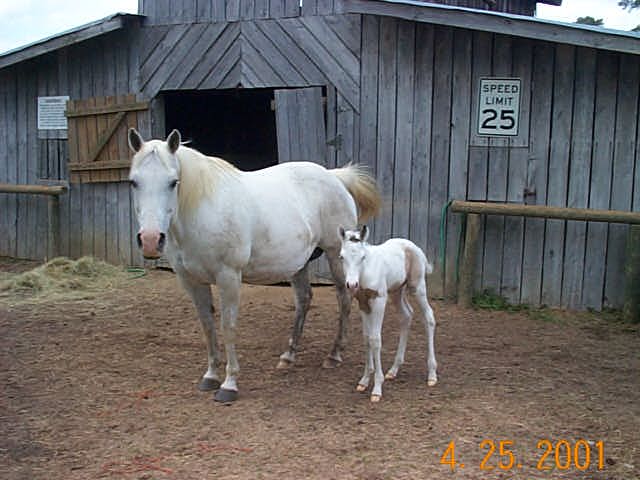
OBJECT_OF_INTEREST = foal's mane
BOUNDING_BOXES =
[176,145,240,215]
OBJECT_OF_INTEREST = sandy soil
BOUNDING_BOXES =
[1,258,638,479]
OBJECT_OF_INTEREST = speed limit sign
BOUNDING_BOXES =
[478,78,521,136]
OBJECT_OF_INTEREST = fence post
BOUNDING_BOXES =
[47,195,61,260]
[624,225,640,322]
[458,213,481,308]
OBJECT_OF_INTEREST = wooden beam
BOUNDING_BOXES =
[68,160,131,171]
[0,183,68,196]
[338,0,640,55]
[450,200,640,224]
[65,101,149,118]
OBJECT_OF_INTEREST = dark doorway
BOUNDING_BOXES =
[163,89,278,171]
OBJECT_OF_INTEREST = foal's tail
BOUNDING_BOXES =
[331,165,381,222]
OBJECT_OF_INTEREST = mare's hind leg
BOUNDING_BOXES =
[386,288,413,380]
[277,264,312,369]
[411,278,438,386]
[177,274,222,391]
[323,249,352,368]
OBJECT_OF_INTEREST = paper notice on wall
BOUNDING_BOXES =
[38,96,70,130]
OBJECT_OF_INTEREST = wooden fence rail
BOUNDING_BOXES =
[0,183,68,260]
[451,200,640,309]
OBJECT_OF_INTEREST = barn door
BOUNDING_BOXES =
[66,94,149,183]
[274,87,327,163]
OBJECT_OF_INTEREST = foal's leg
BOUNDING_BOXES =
[178,275,222,391]
[411,279,438,386]
[368,296,387,402]
[214,269,242,403]
[323,249,352,368]
[356,310,374,392]
[386,289,413,380]
[277,264,312,369]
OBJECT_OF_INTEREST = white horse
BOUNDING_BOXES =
[338,225,437,402]
[127,129,380,402]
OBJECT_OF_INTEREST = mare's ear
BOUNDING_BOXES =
[166,129,181,154]
[360,225,369,242]
[128,128,144,153]
[338,226,346,241]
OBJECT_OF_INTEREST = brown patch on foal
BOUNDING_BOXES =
[356,288,379,314]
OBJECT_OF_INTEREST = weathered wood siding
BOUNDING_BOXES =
[359,16,640,309]
[0,28,144,266]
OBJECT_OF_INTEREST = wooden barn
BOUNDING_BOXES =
[1,0,639,310]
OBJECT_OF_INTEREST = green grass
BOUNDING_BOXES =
[472,289,560,322]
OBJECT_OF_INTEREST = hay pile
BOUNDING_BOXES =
[0,256,131,304]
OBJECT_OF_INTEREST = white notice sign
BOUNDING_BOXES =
[478,78,521,136]
[38,96,70,130]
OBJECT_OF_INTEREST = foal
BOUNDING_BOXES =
[338,226,438,402]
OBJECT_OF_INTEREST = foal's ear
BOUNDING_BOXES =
[166,129,181,154]
[338,226,346,240]
[128,128,144,153]
[359,225,369,242]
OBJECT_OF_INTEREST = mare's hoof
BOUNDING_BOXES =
[427,378,437,387]
[322,357,342,369]
[356,384,368,393]
[370,394,381,403]
[385,372,397,380]
[276,358,293,370]
[198,377,221,391]
[214,388,238,403]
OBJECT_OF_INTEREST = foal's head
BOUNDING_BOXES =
[338,225,369,293]
[128,128,181,259]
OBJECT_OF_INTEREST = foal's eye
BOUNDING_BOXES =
[338,254,344,260]
[129,179,138,189]
[169,179,179,189]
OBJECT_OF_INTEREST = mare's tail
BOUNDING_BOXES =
[331,165,381,222]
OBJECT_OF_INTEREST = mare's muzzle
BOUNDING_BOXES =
[137,230,166,258]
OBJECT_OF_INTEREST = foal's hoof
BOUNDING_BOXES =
[322,357,342,369]
[214,388,238,403]
[276,358,293,370]
[356,384,368,392]
[384,372,397,380]
[198,377,221,392]
[370,394,381,403]
[427,377,438,387]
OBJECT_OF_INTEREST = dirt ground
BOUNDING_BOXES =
[1,257,638,480]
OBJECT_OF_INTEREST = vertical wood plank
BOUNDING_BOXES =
[358,15,379,239]
[501,37,531,303]
[0,73,8,256]
[583,51,618,310]
[605,54,639,307]
[392,20,415,240]
[445,29,472,297]
[336,92,356,167]
[409,24,434,261]
[428,25,453,298]
[561,47,596,309]
[375,17,398,245]
[16,65,29,259]
[227,0,241,20]
[541,44,574,306]
[521,42,553,306]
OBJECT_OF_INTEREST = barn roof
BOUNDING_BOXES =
[338,0,640,55]
[0,13,143,70]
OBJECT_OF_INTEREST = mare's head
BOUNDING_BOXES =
[128,128,182,259]
[338,225,369,293]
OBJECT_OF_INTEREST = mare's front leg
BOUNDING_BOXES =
[214,269,242,403]
[177,274,222,391]
[277,264,312,369]
[324,249,352,368]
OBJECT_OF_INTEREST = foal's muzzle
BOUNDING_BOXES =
[137,230,166,258]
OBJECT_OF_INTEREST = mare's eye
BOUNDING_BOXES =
[338,255,344,260]
[129,179,138,189]
[169,179,179,189]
